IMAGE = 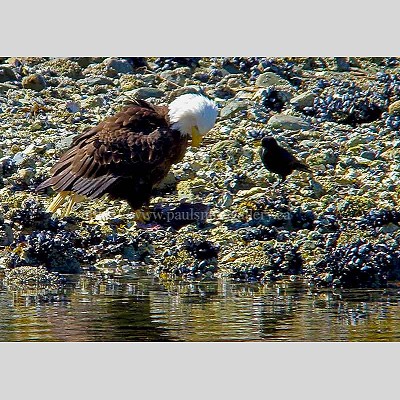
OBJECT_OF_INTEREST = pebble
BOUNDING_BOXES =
[0,65,17,83]
[105,58,134,76]
[267,114,311,130]
[290,91,316,110]
[22,74,47,91]
[220,99,248,118]
[130,87,165,99]
[255,72,290,88]
[388,100,400,116]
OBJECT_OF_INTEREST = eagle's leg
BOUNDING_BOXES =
[63,193,85,217]
[47,191,85,217]
[47,191,69,214]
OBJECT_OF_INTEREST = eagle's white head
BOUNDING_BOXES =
[168,93,218,147]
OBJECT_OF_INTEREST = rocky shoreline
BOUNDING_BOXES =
[1,57,400,289]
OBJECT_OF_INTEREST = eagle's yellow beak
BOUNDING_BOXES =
[191,126,203,147]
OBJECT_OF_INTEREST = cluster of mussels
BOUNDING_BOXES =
[152,57,201,71]
[358,209,400,229]
[309,238,400,288]
[220,57,301,85]
[6,200,152,273]
[304,79,384,126]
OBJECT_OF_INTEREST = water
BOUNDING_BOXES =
[1,269,400,341]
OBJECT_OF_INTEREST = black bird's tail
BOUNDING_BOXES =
[293,161,311,173]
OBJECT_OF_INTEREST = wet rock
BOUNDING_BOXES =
[105,58,134,76]
[44,58,83,79]
[0,65,17,82]
[130,87,165,99]
[159,67,191,86]
[255,72,290,88]
[79,76,115,86]
[360,150,376,160]
[267,114,311,130]
[290,91,316,110]
[388,100,400,116]
[22,74,47,91]
[220,99,248,118]
[66,101,81,113]
[335,57,351,72]
[378,223,400,234]
[0,219,13,246]
[0,82,18,93]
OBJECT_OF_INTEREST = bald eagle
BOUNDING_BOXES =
[36,94,218,216]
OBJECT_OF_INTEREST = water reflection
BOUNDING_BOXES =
[0,270,400,341]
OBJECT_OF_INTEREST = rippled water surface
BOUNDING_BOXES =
[1,270,400,341]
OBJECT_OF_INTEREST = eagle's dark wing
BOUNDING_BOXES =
[36,101,183,200]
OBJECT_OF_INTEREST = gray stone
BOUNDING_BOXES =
[0,221,13,246]
[267,114,311,130]
[66,101,81,113]
[130,87,165,99]
[290,91,316,110]
[220,100,248,118]
[171,86,202,98]
[105,58,134,76]
[0,83,18,94]
[255,72,290,88]
[379,223,400,234]
[360,150,376,160]
[160,67,191,86]
[347,135,375,147]
[79,76,114,86]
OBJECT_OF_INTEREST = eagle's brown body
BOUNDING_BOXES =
[36,99,188,210]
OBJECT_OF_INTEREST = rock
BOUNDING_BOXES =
[81,96,105,109]
[220,99,248,118]
[22,74,47,91]
[171,86,202,98]
[66,101,81,113]
[378,223,400,234]
[290,91,316,110]
[388,100,400,116]
[17,167,35,183]
[310,180,324,198]
[0,220,13,246]
[74,57,105,68]
[44,58,83,79]
[360,150,376,160]
[130,87,165,99]
[0,65,17,83]
[160,67,191,86]
[105,58,134,76]
[335,57,351,72]
[79,76,115,86]
[255,72,290,88]
[267,114,311,130]
[0,82,18,94]
[218,192,233,208]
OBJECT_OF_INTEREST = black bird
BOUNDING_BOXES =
[260,136,311,184]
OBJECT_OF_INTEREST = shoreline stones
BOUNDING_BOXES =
[1,57,400,289]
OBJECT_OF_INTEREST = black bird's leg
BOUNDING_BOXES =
[273,175,286,187]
